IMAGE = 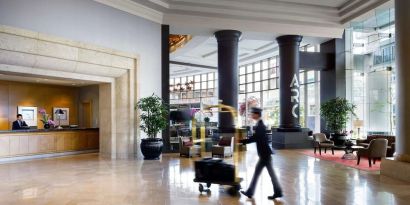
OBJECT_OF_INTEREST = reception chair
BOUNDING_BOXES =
[179,137,201,158]
[212,136,234,158]
[313,133,335,155]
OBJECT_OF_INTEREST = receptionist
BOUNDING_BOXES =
[12,114,29,130]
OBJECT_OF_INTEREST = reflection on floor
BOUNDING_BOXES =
[0,147,409,205]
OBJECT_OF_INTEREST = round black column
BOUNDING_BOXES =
[276,35,303,131]
[214,30,242,132]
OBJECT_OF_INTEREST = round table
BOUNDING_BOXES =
[342,145,364,160]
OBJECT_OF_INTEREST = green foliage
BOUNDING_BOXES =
[204,117,210,123]
[320,97,356,134]
[136,94,168,138]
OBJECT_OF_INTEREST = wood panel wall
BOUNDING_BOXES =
[0,130,99,157]
[0,81,80,130]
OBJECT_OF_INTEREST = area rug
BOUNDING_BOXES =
[299,150,381,171]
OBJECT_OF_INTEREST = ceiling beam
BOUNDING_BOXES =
[170,61,217,69]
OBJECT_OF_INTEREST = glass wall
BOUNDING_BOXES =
[345,7,395,137]
[170,50,322,132]
[238,51,321,132]
[238,57,280,127]
[170,72,217,105]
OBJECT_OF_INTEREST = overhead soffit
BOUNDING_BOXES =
[95,0,391,38]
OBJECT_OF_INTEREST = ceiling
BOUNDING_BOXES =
[120,0,390,38]
[0,72,99,87]
[95,0,392,77]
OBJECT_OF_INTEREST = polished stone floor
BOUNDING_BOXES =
[0,147,409,205]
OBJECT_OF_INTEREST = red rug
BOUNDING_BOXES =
[299,150,381,171]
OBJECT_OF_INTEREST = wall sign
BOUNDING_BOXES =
[290,74,300,118]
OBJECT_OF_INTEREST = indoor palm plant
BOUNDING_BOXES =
[320,97,356,146]
[136,94,168,160]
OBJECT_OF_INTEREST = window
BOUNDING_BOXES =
[262,60,268,70]
[254,72,261,81]
[240,66,246,75]
[246,65,253,73]
[254,62,261,72]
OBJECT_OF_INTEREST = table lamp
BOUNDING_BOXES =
[353,119,364,139]
[55,109,65,129]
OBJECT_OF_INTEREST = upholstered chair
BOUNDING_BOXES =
[179,137,201,158]
[313,133,335,155]
[357,138,388,167]
[212,136,234,158]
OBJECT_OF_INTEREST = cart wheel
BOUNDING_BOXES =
[206,183,211,188]
[227,186,238,196]
[234,184,241,191]
[199,184,204,193]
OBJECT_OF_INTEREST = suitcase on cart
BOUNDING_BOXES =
[193,158,242,195]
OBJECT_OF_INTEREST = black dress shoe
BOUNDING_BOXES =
[240,191,253,199]
[268,193,283,200]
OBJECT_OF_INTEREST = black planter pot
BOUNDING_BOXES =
[43,123,50,129]
[140,138,163,160]
[331,133,347,146]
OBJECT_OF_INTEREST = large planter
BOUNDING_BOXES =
[140,138,163,160]
[331,133,347,146]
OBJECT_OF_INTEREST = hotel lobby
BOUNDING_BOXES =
[0,0,410,204]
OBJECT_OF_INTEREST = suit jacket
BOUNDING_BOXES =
[12,120,28,130]
[241,119,274,159]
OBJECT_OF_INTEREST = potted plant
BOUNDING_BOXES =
[204,116,210,127]
[136,94,168,160]
[38,108,56,129]
[320,97,356,146]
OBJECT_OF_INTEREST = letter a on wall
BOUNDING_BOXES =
[290,74,300,118]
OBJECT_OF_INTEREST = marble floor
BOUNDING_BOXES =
[0,148,409,205]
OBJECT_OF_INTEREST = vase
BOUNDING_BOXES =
[43,123,50,129]
[140,138,163,160]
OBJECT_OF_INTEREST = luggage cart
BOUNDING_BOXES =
[193,104,243,196]
[193,158,242,196]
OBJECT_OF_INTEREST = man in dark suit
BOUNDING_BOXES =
[12,114,29,130]
[240,107,283,200]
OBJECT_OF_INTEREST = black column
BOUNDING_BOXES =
[161,25,171,152]
[319,36,346,133]
[276,35,303,131]
[214,30,242,132]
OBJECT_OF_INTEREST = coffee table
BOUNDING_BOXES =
[342,145,364,160]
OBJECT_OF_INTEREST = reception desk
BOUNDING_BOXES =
[0,128,99,160]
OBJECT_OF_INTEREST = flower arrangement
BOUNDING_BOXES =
[38,108,56,127]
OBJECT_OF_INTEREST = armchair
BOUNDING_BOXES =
[356,135,395,157]
[212,136,234,158]
[179,137,201,158]
[313,133,334,155]
[357,138,388,167]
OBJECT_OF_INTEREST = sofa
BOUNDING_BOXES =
[356,135,395,157]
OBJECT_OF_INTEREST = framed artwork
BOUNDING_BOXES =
[17,106,37,126]
[53,107,70,126]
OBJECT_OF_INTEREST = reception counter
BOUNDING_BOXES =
[0,128,99,160]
